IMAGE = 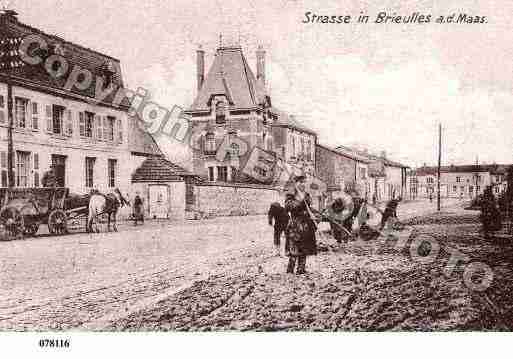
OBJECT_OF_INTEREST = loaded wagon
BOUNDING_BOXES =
[0,188,91,240]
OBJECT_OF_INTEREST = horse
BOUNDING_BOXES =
[87,188,130,233]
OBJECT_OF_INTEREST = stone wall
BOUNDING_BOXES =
[191,182,282,218]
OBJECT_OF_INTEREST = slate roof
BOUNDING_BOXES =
[189,46,267,111]
[129,114,163,156]
[317,143,370,163]
[132,156,195,183]
[271,108,317,136]
[336,145,409,169]
[0,11,127,107]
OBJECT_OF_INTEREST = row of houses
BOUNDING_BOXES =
[0,9,409,220]
[408,164,510,199]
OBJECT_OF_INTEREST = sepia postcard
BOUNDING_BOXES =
[0,0,512,357]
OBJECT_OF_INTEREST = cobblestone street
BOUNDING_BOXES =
[3,198,510,331]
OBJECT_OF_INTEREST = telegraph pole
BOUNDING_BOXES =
[0,9,15,188]
[437,123,441,211]
[7,81,14,187]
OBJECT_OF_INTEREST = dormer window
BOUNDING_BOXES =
[101,60,116,88]
[215,100,226,124]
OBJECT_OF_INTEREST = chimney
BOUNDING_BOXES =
[256,45,266,85]
[196,45,205,92]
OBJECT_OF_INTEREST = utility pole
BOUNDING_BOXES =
[0,9,15,188]
[7,81,14,187]
[437,123,441,211]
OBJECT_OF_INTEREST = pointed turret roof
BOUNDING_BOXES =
[189,46,267,111]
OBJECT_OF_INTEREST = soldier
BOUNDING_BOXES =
[268,202,289,256]
[284,175,317,275]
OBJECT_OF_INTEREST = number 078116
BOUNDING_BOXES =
[38,338,70,348]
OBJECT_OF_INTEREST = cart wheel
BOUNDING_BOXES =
[48,209,68,235]
[0,206,25,240]
[23,222,39,236]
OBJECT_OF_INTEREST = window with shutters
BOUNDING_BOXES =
[52,105,65,135]
[32,153,40,187]
[0,151,7,187]
[31,102,39,130]
[117,119,123,143]
[106,116,115,142]
[15,97,28,128]
[81,111,94,138]
[102,117,108,141]
[96,115,103,140]
[45,105,53,132]
[0,95,5,124]
[85,157,95,188]
[65,110,73,136]
[108,159,117,187]
[16,151,30,187]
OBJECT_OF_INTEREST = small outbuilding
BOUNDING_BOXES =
[131,156,196,220]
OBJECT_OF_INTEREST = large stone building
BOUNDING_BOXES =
[409,164,510,199]
[183,44,317,185]
[0,10,160,199]
[336,146,409,201]
[315,143,370,207]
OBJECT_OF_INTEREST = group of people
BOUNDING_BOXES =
[268,175,402,275]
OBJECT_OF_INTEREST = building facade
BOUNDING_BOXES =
[184,45,317,186]
[336,146,409,201]
[410,164,510,199]
[0,10,159,199]
[315,143,370,208]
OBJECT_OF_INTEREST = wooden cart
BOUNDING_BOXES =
[0,187,78,240]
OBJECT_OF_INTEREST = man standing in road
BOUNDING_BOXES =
[268,202,289,256]
[284,175,317,275]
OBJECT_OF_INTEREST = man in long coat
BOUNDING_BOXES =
[284,175,317,274]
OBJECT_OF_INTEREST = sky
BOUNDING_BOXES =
[6,0,513,168]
